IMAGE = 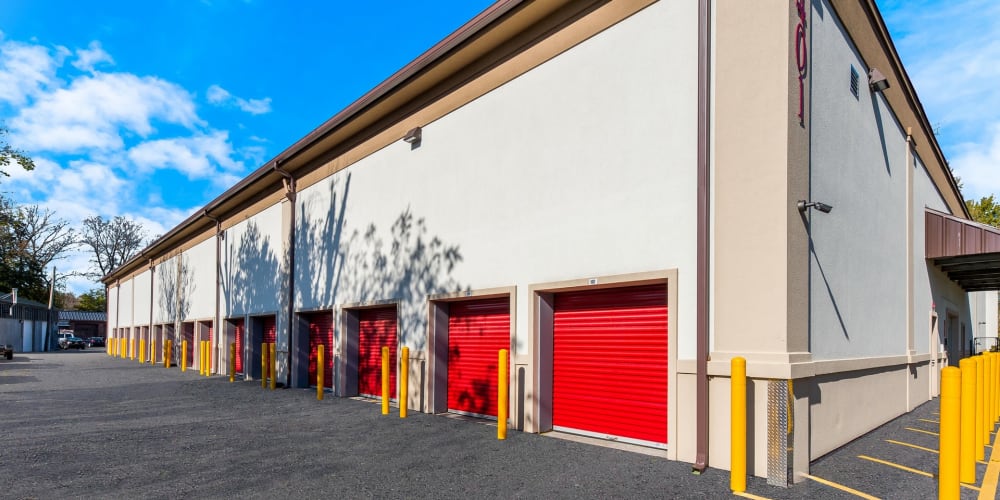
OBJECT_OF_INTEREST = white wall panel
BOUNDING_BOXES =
[221,203,283,318]
[181,238,216,321]
[809,0,909,359]
[295,1,699,357]
[118,279,134,327]
[152,255,178,324]
[107,286,119,330]
[132,270,152,327]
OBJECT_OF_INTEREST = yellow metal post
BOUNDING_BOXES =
[731,357,747,493]
[382,346,390,415]
[181,340,188,372]
[121,338,126,358]
[317,344,325,401]
[165,340,171,368]
[139,339,145,363]
[498,349,509,440]
[977,355,985,461]
[199,341,204,375]
[400,347,409,418]
[230,342,236,383]
[269,343,276,390]
[990,354,996,425]
[960,358,976,484]
[261,343,267,389]
[939,366,961,500]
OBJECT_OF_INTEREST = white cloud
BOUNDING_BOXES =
[11,72,203,153]
[206,83,272,115]
[0,37,65,106]
[950,123,1000,200]
[72,41,114,72]
[127,130,246,182]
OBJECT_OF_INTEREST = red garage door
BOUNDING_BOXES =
[447,298,510,417]
[263,316,276,345]
[182,323,195,368]
[358,307,397,398]
[306,313,334,388]
[232,319,244,374]
[552,284,668,445]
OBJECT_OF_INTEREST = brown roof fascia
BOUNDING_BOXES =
[828,0,969,219]
[102,0,530,285]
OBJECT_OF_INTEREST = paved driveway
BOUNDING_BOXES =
[3,351,994,499]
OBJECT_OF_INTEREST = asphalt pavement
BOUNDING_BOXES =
[2,351,996,499]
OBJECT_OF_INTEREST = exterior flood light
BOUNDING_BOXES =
[797,200,833,213]
[868,68,890,92]
[403,127,422,144]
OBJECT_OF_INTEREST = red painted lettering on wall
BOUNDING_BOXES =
[795,0,808,126]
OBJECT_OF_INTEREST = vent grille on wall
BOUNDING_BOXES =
[849,65,860,99]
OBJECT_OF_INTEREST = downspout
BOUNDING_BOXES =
[149,258,155,362]
[204,210,223,374]
[694,0,712,473]
[274,161,296,388]
[115,279,121,348]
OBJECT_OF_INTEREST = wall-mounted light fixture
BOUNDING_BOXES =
[403,127,422,145]
[797,200,833,213]
[868,68,890,93]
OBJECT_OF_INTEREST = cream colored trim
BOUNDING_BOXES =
[528,269,678,460]
[339,298,402,310]
[677,353,934,379]
[427,286,516,302]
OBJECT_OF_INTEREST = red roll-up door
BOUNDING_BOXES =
[263,316,276,345]
[182,323,194,368]
[207,324,214,371]
[552,284,668,445]
[447,297,510,417]
[358,307,397,398]
[233,319,244,374]
[306,312,334,388]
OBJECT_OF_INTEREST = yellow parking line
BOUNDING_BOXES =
[733,491,771,500]
[918,418,940,424]
[905,427,939,436]
[982,436,1000,500]
[801,473,880,500]
[885,439,937,454]
[858,456,980,492]
[857,455,931,477]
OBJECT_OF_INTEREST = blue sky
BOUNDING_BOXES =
[0,1,995,294]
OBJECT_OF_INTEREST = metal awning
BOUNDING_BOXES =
[926,209,1000,291]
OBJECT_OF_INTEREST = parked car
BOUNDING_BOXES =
[59,336,86,350]
[88,337,105,348]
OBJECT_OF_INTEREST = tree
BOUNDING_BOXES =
[79,215,147,280]
[76,288,106,312]
[0,196,48,301]
[0,124,34,178]
[966,195,1000,229]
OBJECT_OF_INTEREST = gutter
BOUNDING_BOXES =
[204,210,222,374]
[273,162,296,388]
[694,0,712,474]
[101,0,527,285]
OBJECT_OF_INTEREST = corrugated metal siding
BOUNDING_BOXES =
[306,312,334,388]
[447,298,510,417]
[358,307,397,398]
[552,284,668,445]
[233,319,244,374]
[263,316,276,344]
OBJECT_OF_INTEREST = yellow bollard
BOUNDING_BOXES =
[382,346,390,415]
[498,349,509,441]
[139,339,145,363]
[230,342,236,383]
[731,357,747,493]
[261,343,268,389]
[400,347,409,418]
[317,344,325,401]
[269,343,276,390]
[960,358,976,484]
[165,340,171,368]
[977,356,985,461]
[181,340,188,372]
[939,366,961,500]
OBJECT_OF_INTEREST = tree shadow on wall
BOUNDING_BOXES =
[295,172,467,354]
[157,252,193,360]
[221,221,280,317]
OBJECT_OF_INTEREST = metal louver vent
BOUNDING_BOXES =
[850,66,860,99]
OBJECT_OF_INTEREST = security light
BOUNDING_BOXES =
[797,200,833,213]
[868,68,890,93]
[403,127,422,144]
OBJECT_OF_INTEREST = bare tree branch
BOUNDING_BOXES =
[79,215,147,280]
